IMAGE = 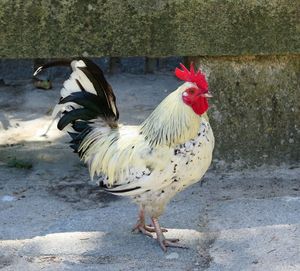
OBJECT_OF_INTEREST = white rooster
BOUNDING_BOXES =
[34,59,214,251]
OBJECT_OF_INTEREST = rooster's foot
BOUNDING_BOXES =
[159,239,188,251]
[132,224,154,238]
[133,208,168,237]
[144,224,168,233]
[132,223,167,236]
[151,217,188,252]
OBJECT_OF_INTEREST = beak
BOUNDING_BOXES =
[198,91,213,98]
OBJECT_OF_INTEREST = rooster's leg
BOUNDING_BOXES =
[132,207,167,237]
[151,217,187,252]
[132,207,153,237]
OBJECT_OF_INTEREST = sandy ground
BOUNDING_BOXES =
[0,74,299,271]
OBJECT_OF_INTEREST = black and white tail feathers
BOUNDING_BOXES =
[34,58,119,154]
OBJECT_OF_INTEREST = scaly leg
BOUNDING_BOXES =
[132,207,167,237]
[151,217,187,252]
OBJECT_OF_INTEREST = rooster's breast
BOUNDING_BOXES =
[171,120,214,187]
[132,119,214,216]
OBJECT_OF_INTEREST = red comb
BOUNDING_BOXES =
[175,63,208,92]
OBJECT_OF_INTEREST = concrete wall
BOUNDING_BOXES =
[192,55,300,165]
[0,0,299,165]
[0,0,299,58]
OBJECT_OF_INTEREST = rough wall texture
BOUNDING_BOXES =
[0,0,299,165]
[192,55,300,165]
[0,0,299,58]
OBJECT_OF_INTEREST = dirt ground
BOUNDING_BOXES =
[0,75,299,271]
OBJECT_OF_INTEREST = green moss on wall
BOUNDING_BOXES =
[1,0,299,58]
[192,55,300,165]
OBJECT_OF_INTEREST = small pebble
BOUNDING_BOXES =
[166,252,179,259]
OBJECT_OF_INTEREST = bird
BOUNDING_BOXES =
[33,58,214,251]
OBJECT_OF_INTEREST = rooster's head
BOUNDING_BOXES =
[175,63,211,115]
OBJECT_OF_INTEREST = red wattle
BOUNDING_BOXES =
[191,98,209,115]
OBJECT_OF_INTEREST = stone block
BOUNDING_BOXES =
[0,0,298,58]
[192,55,300,165]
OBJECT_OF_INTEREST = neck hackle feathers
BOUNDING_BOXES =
[175,63,208,92]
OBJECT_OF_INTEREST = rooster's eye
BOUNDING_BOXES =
[188,89,195,94]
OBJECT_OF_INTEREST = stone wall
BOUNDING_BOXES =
[0,0,299,58]
[192,55,300,165]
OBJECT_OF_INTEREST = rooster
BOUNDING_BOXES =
[33,59,214,251]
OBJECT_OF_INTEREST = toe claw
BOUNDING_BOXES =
[147,224,168,233]
[132,224,154,238]
[157,238,188,251]
[160,242,167,252]
[166,238,180,243]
